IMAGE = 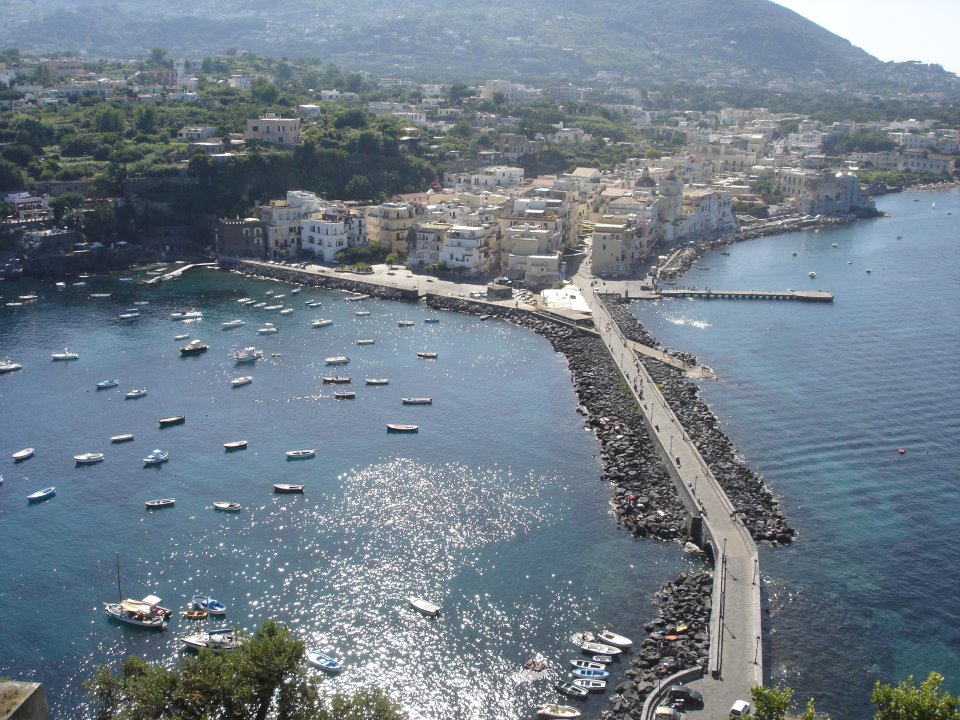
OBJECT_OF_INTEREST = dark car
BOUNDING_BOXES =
[494,276,513,286]
[668,685,704,708]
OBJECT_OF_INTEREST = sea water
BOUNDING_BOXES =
[0,268,690,718]
[632,190,960,717]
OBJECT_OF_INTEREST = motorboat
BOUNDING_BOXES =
[110,433,135,443]
[311,318,333,328]
[222,319,245,329]
[90,293,111,299]
[398,320,415,327]
[119,277,135,283]
[416,352,438,359]
[145,498,176,509]
[96,379,119,389]
[174,334,190,341]
[570,659,605,671]
[290,288,302,294]
[273,483,305,494]
[808,271,816,278]
[479,315,490,321]
[322,376,351,384]
[325,355,350,365]
[536,704,581,718]
[554,681,589,699]
[355,310,371,316]
[387,424,419,434]
[180,339,209,355]
[234,347,263,363]
[231,375,253,387]
[424,318,439,323]
[118,311,140,320]
[334,391,356,400]
[192,594,226,615]
[56,281,66,289]
[236,297,252,304]
[262,304,283,311]
[365,378,389,386]
[257,326,278,334]
[158,416,186,427]
[170,309,203,320]
[181,627,243,652]
[51,348,79,361]
[214,501,241,512]
[401,397,432,405]
[306,650,343,674]
[143,449,170,465]
[0,358,22,373]
[408,597,440,616]
[125,388,147,399]
[345,294,368,303]
[13,447,35,461]
[572,678,606,692]
[571,667,609,679]
[279,308,294,315]
[356,339,375,345]
[223,440,248,451]
[27,486,55,503]
[597,629,633,648]
[285,449,316,460]
[74,452,104,465]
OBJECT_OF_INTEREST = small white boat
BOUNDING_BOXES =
[90,292,112,299]
[175,334,190,341]
[279,308,294,315]
[13,447,35,461]
[272,294,285,300]
[401,397,432,405]
[110,433,135,443]
[257,326,278,334]
[355,310,371,317]
[170,309,203,320]
[236,297,252,304]
[214,501,241,512]
[234,347,263,363]
[398,320,415,327]
[572,678,606,692]
[56,281,66,289]
[222,319,245,329]
[181,627,243,652]
[387,424,419,433]
[416,351,438,359]
[285,449,316,460]
[119,277,135,283]
[262,304,283,311]
[231,375,253,387]
[143,449,170,465]
[125,388,147,399]
[273,483,305,494]
[334,391,356,400]
[51,348,79,361]
[306,649,343,674]
[325,355,349,365]
[224,440,248,450]
[117,312,140,320]
[311,319,333,328]
[597,629,633,648]
[158,415,186,427]
[74,452,104,465]
[27,486,55,503]
[0,358,23,373]
[408,596,440,616]
[365,378,390,386]
[808,271,816,278]
[537,704,581,719]
[356,339,375,345]
[180,339,209,355]
[570,659,605,671]
[291,288,302,294]
[145,498,175,509]
[580,641,621,656]
[555,681,589,699]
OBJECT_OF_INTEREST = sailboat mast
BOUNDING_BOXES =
[116,552,122,603]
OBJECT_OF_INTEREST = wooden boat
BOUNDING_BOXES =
[387,424,419,434]
[231,375,253,387]
[51,348,79,361]
[580,641,621,656]
[96,379,119,389]
[591,654,614,664]
[192,594,226,615]
[325,355,350,365]
[356,338,375,345]
[273,483,305,494]
[398,320,415,327]
[125,388,147,399]
[416,351,438,359]
[74,452,104,465]
[537,704,581,718]
[322,376,351,384]
[223,440,247,451]
[570,659,605,671]
[408,596,440,616]
[159,415,186,427]
[213,501,241,512]
[181,609,208,620]
[145,498,176,509]
[572,678,606,692]
[12,447,35,462]
[401,397,432,405]
[110,433,135,443]
[180,340,209,356]
[143,449,169,465]
[555,680,589,699]
[285,449,315,460]
[306,649,343,674]
[334,391,356,400]
[571,667,609,679]
[597,629,633,648]
[311,319,333,328]
[222,319,245,329]
[27,486,55,503]
[365,378,389,385]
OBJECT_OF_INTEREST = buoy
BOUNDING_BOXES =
[898,448,906,455]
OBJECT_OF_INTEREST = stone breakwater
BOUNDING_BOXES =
[231,261,414,301]
[427,294,690,541]
[602,295,795,545]
[605,571,714,719]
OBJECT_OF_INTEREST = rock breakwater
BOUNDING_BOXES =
[232,260,415,301]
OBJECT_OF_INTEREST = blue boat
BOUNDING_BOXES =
[306,649,343,674]
[571,667,609,679]
[192,594,227,615]
[96,379,119,389]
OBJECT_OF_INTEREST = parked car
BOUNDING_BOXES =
[729,700,751,717]
[668,685,704,708]
[654,707,682,720]
[494,276,512,286]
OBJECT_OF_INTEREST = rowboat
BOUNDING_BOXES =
[192,594,226,615]
[74,452,104,464]
[110,433,135,443]
[356,339,375,345]
[424,318,439,323]
[571,667,609,679]
[213,501,241,512]
[181,609,208,620]
[145,498,176,509]
[580,641,621,656]
[387,424,419,433]
[231,375,253,387]
[159,416,186,427]
[355,310,371,316]
[306,649,343,674]
[570,659,605,671]
[96,379,119,389]
[334,391,356,400]
[408,596,440,616]
[398,320,415,327]
[597,629,633,648]
[591,655,614,664]
[273,484,305,494]
[365,378,389,385]
[555,680,589,699]
[311,319,333,328]
[401,397,432,405]
[285,449,315,460]
[27,486,55,503]
[12,447,35,462]
[125,388,147,399]
[325,355,350,365]
[224,440,247,450]
[416,351,438,359]
[572,678,606,692]
[536,704,581,718]
[322,376,351,384]
[51,348,79,361]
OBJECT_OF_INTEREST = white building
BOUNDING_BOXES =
[447,166,525,192]
[441,224,498,276]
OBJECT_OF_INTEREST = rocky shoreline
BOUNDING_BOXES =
[230,260,415,301]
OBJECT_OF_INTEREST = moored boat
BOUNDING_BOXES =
[306,649,343,674]
[398,320,415,327]
[213,501,241,512]
[408,596,440,616]
[273,483,305,494]
[12,447,35,461]
[356,338,375,345]
[222,319,245,329]
[158,415,186,427]
[181,609,208,620]
[96,379,119,389]
[572,678,606,692]
[311,318,333,328]
[279,308,294,315]
[536,704,581,718]
[570,659,605,671]
[143,449,170,465]
[27,486,55,503]
[365,378,389,385]
[231,375,253,387]
[180,339,209,355]
[555,680,589,699]
[325,355,350,365]
[0,358,23,373]
[334,391,356,400]
[125,388,147,399]
[597,629,633,648]
[51,348,79,361]
[580,641,621,656]
[571,667,609,679]
[401,397,432,405]
[257,325,278,334]
[104,598,168,629]
[416,351,438,359]
[234,347,263,363]
[181,627,243,652]
[145,498,176,509]
[110,433,135,443]
[170,309,203,320]
[387,424,419,433]
[322,376,351,384]
[192,594,226,615]
[285,449,315,460]
[74,452,104,464]
[355,310,370,316]
[424,318,439,323]
[223,440,247,451]
[175,334,190,341]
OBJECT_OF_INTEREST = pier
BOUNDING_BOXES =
[658,288,833,302]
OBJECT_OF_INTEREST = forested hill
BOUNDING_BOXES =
[6,0,958,93]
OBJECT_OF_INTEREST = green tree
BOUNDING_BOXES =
[251,78,280,105]
[134,104,158,135]
[148,48,168,67]
[94,105,125,133]
[751,685,794,720]
[0,157,24,190]
[49,192,85,225]
[448,120,473,138]
[871,672,960,720]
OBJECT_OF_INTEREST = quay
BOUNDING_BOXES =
[144,262,217,284]
[658,288,833,302]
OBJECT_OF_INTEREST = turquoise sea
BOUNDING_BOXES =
[632,190,960,716]
[0,189,957,719]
